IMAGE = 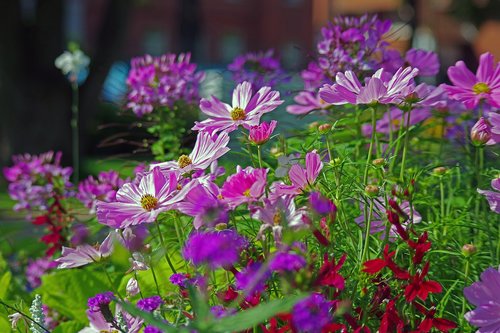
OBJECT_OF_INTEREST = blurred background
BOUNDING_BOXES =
[1,0,500,175]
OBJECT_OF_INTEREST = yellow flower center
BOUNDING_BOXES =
[231,107,246,121]
[243,189,251,197]
[472,82,491,95]
[140,194,158,211]
[273,211,282,226]
[177,155,193,169]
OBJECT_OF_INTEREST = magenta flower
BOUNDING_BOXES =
[309,191,336,216]
[248,120,277,145]
[77,170,128,213]
[319,67,419,105]
[182,230,248,269]
[292,293,332,333]
[405,49,440,77]
[250,195,308,243]
[478,177,500,214]
[221,166,268,208]
[286,91,331,115]
[55,232,114,268]
[235,262,271,294]
[96,167,192,228]
[192,81,283,133]
[443,52,500,109]
[137,296,163,312]
[490,112,500,138]
[269,251,307,272]
[471,117,499,146]
[277,151,323,195]
[151,131,230,174]
[464,266,500,332]
[176,181,228,229]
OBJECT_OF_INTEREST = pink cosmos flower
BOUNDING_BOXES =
[151,131,230,174]
[96,167,192,228]
[221,166,268,208]
[248,120,277,145]
[443,52,500,109]
[319,67,419,105]
[286,91,330,115]
[176,181,228,229]
[478,177,500,214]
[277,151,323,195]
[471,117,499,146]
[192,81,283,133]
[250,195,308,243]
[405,49,440,77]
[55,232,114,269]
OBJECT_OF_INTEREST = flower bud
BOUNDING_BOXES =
[372,158,386,167]
[462,244,477,257]
[214,223,228,231]
[318,124,332,134]
[308,121,319,130]
[432,167,447,176]
[365,185,380,197]
[126,277,140,296]
[248,120,277,145]
[470,117,492,146]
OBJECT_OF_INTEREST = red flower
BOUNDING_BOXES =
[379,300,405,333]
[407,232,431,265]
[404,262,442,302]
[261,314,292,333]
[315,253,346,289]
[363,245,410,279]
[412,303,457,332]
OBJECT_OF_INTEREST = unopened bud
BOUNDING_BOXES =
[365,185,380,197]
[470,117,492,146]
[433,167,447,176]
[372,158,386,167]
[214,223,228,231]
[126,277,140,296]
[142,244,152,254]
[329,157,341,167]
[308,121,319,130]
[462,244,477,257]
[318,124,332,134]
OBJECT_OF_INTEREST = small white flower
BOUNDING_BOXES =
[8,312,24,329]
[55,49,90,81]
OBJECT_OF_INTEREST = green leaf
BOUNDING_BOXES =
[0,271,12,299]
[118,301,187,333]
[52,321,85,333]
[209,293,308,333]
[35,267,122,322]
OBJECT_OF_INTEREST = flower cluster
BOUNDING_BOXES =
[126,53,205,116]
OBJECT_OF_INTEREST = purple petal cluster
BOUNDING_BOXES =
[25,257,58,289]
[3,151,72,214]
[228,49,289,89]
[270,252,307,272]
[137,296,163,312]
[182,230,247,269]
[169,273,190,288]
[144,326,163,333]
[292,293,332,333]
[478,177,500,214]
[126,53,204,117]
[87,292,114,312]
[235,262,271,294]
[77,170,128,212]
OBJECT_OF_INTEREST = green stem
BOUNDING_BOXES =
[71,82,79,183]
[150,262,162,296]
[460,258,470,326]
[360,198,375,266]
[155,219,177,274]
[440,177,446,238]
[399,108,412,182]
[363,107,377,185]
[257,145,263,169]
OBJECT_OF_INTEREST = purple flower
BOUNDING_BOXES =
[144,326,163,333]
[221,166,268,208]
[87,292,114,313]
[96,167,193,228]
[319,67,419,105]
[182,230,247,269]
[170,273,189,288]
[248,120,277,145]
[235,262,270,295]
[77,170,128,213]
[118,225,149,252]
[277,151,323,195]
[25,257,57,289]
[405,49,440,77]
[464,266,500,332]
[228,49,289,89]
[309,191,336,216]
[210,305,236,319]
[443,52,500,109]
[151,131,230,174]
[55,232,114,269]
[3,151,72,214]
[292,293,332,333]
[176,181,228,229]
[287,91,330,115]
[126,53,204,117]
[270,252,306,272]
[137,296,163,312]
[193,81,283,134]
[478,177,500,214]
[250,195,308,243]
